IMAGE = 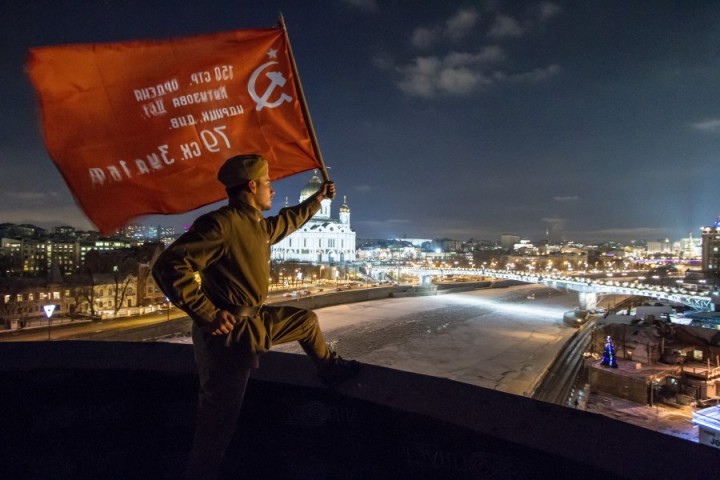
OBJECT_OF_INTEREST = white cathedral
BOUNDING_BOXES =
[271,172,356,263]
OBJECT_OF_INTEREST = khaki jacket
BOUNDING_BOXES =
[152,195,321,327]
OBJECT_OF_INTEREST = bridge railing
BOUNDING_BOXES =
[370,266,714,311]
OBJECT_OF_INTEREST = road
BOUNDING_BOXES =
[0,283,347,342]
[0,309,188,342]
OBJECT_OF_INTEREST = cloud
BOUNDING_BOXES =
[541,216,568,232]
[494,64,561,83]
[397,57,482,97]
[584,227,671,240]
[396,48,558,98]
[445,47,505,66]
[0,206,93,230]
[410,27,440,49]
[539,2,561,20]
[691,118,720,132]
[3,190,61,206]
[516,64,561,81]
[410,7,479,49]
[395,5,560,98]
[354,184,373,193]
[372,54,394,70]
[340,0,378,13]
[355,218,412,228]
[446,7,480,40]
[387,219,412,225]
[553,195,579,202]
[488,14,524,39]
[396,47,503,97]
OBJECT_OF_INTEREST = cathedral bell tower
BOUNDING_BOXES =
[339,196,350,225]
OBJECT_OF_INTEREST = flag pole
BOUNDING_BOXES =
[278,14,331,184]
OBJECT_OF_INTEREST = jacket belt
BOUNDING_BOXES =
[229,304,263,317]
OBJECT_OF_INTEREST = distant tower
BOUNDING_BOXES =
[339,196,350,225]
[701,216,720,276]
[684,232,695,258]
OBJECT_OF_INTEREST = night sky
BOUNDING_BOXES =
[2,0,720,243]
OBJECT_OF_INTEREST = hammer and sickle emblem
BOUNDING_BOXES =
[248,61,293,111]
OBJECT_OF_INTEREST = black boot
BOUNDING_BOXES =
[318,352,361,387]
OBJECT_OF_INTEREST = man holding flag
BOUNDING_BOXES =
[28,21,360,479]
[152,153,361,478]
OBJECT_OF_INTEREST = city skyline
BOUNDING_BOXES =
[2,1,720,243]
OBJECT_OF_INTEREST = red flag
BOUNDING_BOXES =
[27,28,322,234]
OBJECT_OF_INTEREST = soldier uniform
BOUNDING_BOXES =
[152,154,359,479]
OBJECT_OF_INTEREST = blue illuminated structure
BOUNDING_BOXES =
[600,335,618,368]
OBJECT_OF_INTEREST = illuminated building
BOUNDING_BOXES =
[271,172,356,263]
[701,217,720,276]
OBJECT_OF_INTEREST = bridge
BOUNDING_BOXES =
[368,266,715,312]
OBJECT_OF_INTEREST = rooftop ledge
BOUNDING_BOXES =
[1,341,716,479]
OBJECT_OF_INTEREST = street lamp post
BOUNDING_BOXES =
[43,304,56,341]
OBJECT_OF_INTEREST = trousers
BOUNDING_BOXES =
[184,305,333,479]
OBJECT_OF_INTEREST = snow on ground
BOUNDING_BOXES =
[274,284,578,396]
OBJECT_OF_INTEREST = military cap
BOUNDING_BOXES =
[217,154,269,188]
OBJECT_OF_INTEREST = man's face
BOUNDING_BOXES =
[252,175,275,211]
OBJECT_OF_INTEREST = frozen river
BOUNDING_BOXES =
[274,284,580,396]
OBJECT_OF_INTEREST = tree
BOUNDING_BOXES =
[66,268,99,318]
[84,249,134,316]
[111,267,135,316]
[0,284,20,328]
[600,335,619,368]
